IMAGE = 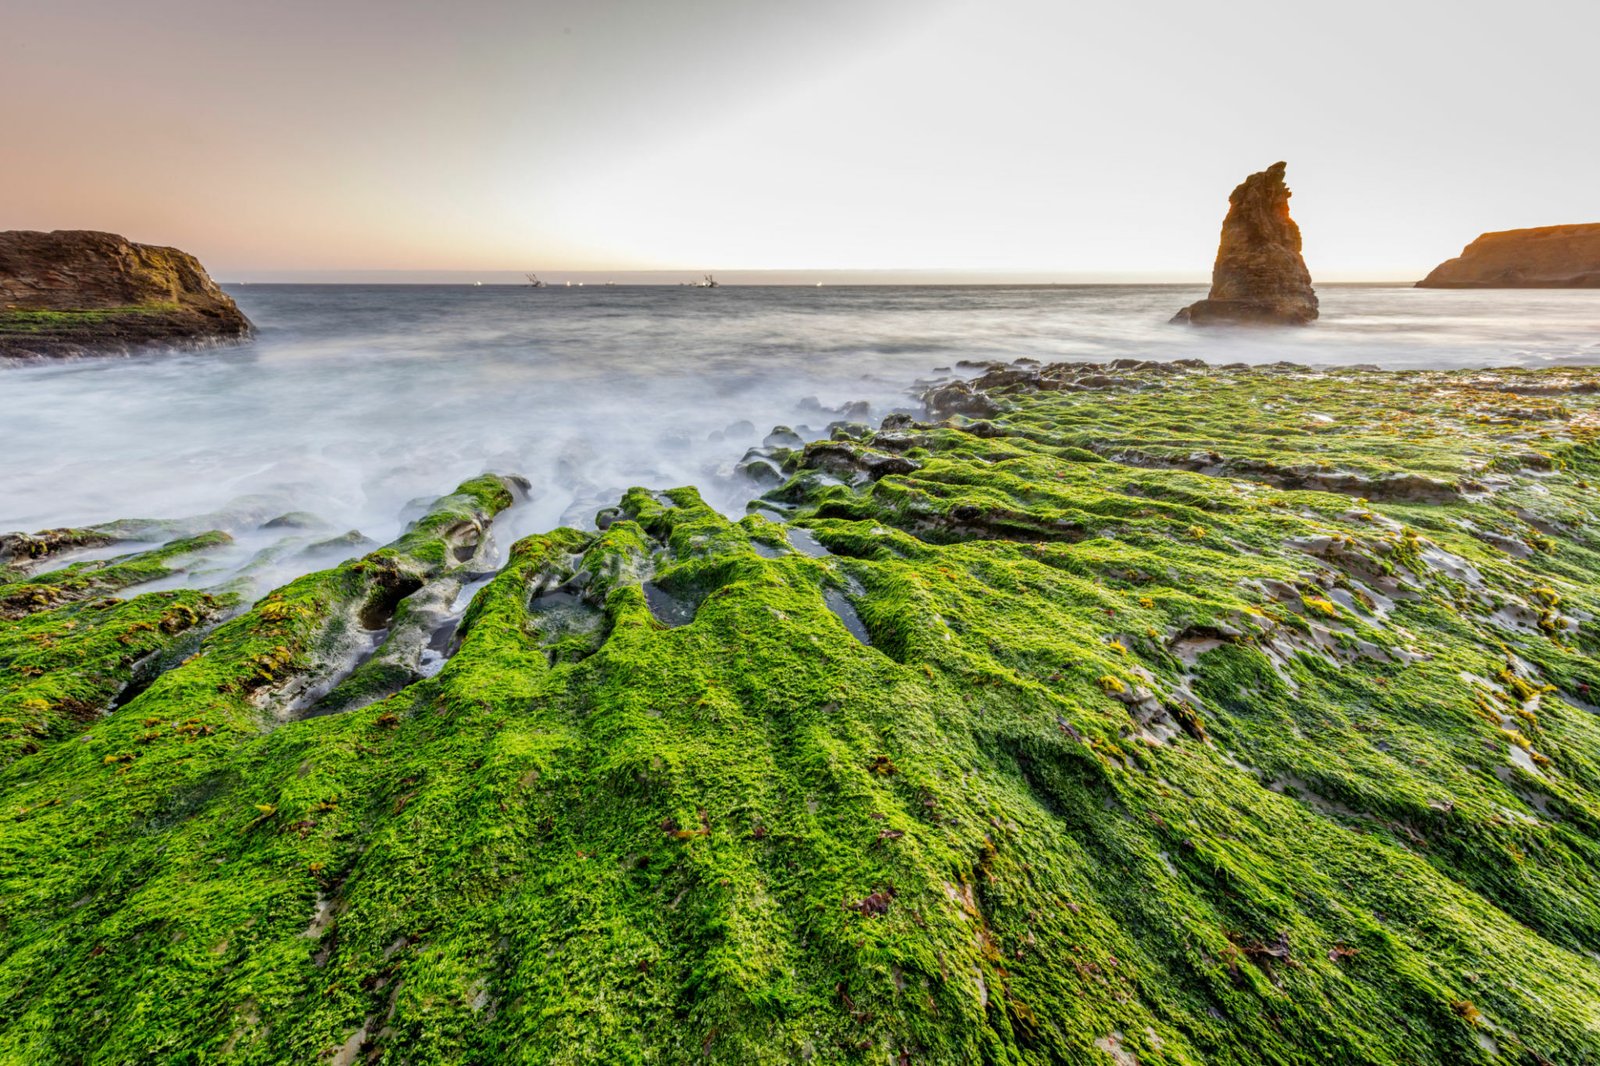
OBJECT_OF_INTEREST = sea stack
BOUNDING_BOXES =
[1417,223,1600,288]
[0,230,252,358]
[1173,161,1319,326]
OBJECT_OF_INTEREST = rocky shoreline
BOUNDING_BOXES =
[3,356,1600,1062]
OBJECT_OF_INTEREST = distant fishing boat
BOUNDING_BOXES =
[525,273,546,288]
[698,274,719,289]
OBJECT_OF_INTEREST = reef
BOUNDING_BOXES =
[1418,223,1600,288]
[1174,163,1319,326]
[3,361,1600,1063]
[0,230,252,359]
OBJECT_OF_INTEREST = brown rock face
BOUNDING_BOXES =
[0,230,252,358]
[1173,162,1318,326]
[1417,224,1600,288]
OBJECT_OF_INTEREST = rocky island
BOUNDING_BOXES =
[1418,223,1600,288]
[3,359,1599,1063]
[1173,162,1319,326]
[0,230,252,359]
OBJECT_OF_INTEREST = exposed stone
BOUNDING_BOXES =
[0,230,252,358]
[802,441,921,482]
[1173,162,1319,326]
[1417,223,1600,288]
[922,380,1000,420]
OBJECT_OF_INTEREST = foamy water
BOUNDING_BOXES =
[3,283,1597,590]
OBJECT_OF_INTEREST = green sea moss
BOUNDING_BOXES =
[1,368,1599,1063]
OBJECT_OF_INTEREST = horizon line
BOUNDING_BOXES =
[217,268,1429,286]
[219,280,1426,287]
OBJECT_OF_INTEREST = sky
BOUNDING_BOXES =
[3,0,1596,282]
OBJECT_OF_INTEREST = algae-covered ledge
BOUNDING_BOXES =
[2,360,1599,1063]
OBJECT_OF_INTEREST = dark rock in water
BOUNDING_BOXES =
[0,229,253,358]
[804,441,921,483]
[923,380,1000,420]
[736,455,784,486]
[880,413,916,432]
[302,530,377,556]
[828,421,870,441]
[1173,162,1319,326]
[262,512,328,531]
[708,419,756,443]
[0,527,118,580]
[799,396,871,422]
[1417,223,1600,288]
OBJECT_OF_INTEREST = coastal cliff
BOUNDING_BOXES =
[1174,162,1319,326]
[1418,223,1600,288]
[0,230,252,358]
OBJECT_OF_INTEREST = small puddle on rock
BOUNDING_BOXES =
[823,588,871,645]
[529,588,584,612]
[751,541,787,558]
[787,529,831,557]
[527,586,605,642]
[643,582,697,627]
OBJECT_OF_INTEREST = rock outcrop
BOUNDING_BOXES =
[0,230,252,358]
[1417,223,1600,288]
[1173,161,1319,326]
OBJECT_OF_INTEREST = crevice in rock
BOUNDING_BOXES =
[358,573,424,631]
[785,528,833,558]
[823,585,872,646]
[1091,447,1463,503]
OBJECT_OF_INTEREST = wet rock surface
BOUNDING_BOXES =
[0,229,252,358]
[1173,162,1319,326]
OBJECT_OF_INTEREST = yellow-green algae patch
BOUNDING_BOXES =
[0,304,183,333]
[1,364,1599,1063]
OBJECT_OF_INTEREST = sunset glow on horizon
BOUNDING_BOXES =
[5,0,1596,281]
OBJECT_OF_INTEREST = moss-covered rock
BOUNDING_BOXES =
[1,366,1599,1063]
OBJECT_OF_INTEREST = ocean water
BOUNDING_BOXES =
[3,283,1598,590]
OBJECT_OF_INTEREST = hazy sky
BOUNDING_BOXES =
[4,0,1595,281]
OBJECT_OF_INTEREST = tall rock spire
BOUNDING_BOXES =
[1173,162,1319,325]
